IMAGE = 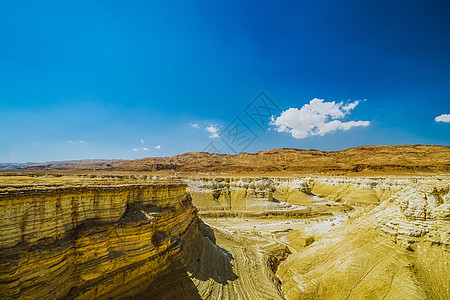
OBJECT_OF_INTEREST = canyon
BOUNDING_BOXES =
[0,172,448,299]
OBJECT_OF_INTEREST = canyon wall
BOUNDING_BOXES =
[185,177,353,218]
[277,177,450,300]
[0,182,210,299]
[185,176,448,210]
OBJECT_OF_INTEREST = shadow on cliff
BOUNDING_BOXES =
[129,221,238,300]
[189,221,239,284]
[130,268,204,300]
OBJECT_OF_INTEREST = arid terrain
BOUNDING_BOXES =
[11,145,450,175]
[3,0,450,298]
[0,145,449,299]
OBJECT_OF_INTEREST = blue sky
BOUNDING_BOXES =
[1,0,449,162]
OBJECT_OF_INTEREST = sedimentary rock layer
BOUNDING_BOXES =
[0,182,201,299]
[185,175,450,299]
[1,175,449,299]
[276,177,450,300]
[0,183,186,248]
[185,177,352,216]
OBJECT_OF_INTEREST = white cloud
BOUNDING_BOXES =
[131,146,150,152]
[190,122,221,138]
[270,98,370,139]
[205,125,220,138]
[341,100,362,112]
[67,140,86,144]
[435,114,450,123]
[155,145,161,149]
[129,139,152,152]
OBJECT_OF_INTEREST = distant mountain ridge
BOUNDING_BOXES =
[0,159,125,171]
[11,145,450,175]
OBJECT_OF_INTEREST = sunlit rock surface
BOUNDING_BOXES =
[0,175,449,299]
[276,177,450,300]
[185,177,352,218]
[0,180,198,299]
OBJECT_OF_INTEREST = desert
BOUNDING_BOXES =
[1,146,449,299]
[2,1,450,299]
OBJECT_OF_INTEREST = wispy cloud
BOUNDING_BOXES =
[129,139,151,152]
[270,98,369,139]
[155,145,161,149]
[205,125,220,138]
[67,140,86,144]
[130,147,150,152]
[190,122,221,138]
[435,114,450,123]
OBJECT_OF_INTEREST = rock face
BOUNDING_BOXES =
[0,181,208,299]
[379,182,450,246]
[185,177,352,218]
[186,177,277,212]
[0,183,187,248]
[306,176,399,206]
[276,177,450,300]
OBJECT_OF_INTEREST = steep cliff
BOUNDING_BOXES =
[0,178,242,299]
[0,181,197,299]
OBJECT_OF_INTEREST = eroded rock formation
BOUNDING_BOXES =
[184,175,450,299]
[276,177,450,299]
[1,175,449,299]
[185,177,352,218]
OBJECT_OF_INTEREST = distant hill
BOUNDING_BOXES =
[0,159,125,171]
[14,145,450,175]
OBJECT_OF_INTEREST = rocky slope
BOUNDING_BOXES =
[35,145,450,175]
